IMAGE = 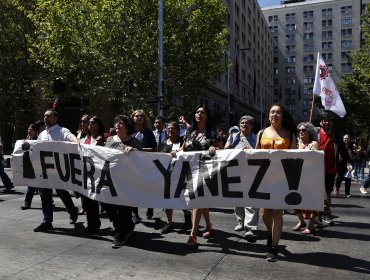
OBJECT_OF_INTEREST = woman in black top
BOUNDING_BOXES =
[130,109,157,222]
[181,104,224,249]
[104,115,142,249]
[159,122,192,234]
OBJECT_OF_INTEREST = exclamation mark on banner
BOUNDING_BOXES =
[281,158,304,205]
[22,142,36,179]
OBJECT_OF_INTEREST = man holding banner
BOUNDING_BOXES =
[33,109,79,232]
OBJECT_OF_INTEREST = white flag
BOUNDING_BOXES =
[313,52,346,117]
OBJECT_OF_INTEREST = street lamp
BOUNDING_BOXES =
[157,0,164,116]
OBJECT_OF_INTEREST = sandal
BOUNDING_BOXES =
[202,227,215,239]
[292,222,306,231]
[186,235,199,249]
[302,228,316,235]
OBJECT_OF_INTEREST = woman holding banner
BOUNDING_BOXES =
[79,116,105,232]
[292,122,320,235]
[159,121,192,234]
[181,104,224,249]
[104,115,142,249]
[256,104,296,262]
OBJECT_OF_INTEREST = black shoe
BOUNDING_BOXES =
[20,204,31,210]
[112,237,125,249]
[69,207,78,224]
[34,222,53,232]
[146,208,154,219]
[266,246,279,262]
[132,214,142,224]
[161,223,174,234]
[3,188,15,194]
[244,229,256,243]
[183,211,192,230]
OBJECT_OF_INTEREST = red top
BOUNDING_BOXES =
[319,129,336,174]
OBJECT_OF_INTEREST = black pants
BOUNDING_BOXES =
[81,195,101,230]
[344,178,352,195]
[39,188,76,224]
[104,203,135,238]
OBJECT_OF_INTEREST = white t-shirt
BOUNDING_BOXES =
[38,124,73,142]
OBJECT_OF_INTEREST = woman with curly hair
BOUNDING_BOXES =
[292,122,320,235]
[255,103,297,262]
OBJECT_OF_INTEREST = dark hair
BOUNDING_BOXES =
[114,115,132,134]
[89,116,105,137]
[78,114,90,131]
[191,104,213,128]
[264,103,296,135]
[320,110,335,121]
[167,121,180,131]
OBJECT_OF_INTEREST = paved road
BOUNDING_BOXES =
[1,168,370,280]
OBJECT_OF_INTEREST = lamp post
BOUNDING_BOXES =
[157,0,164,116]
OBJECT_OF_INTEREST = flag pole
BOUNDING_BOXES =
[309,93,315,123]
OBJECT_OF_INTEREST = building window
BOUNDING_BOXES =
[341,62,352,72]
[285,23,296,31]
[304,76,315,84]
[268,15,278,22]
[322,19,333,27]
[274,68,279,74]
[322,53,333,60]
[322,30,333,39]
[287,77,296,85]
[303,21,314,29]
[327,64,334,72]
[303,11,314,18]
[322,8,332,17]
[269,26,278,33]
[303,32,314,40]
[322,41,333,49]
[341,40,352,48]
[303,65,314,73]
[341,17,352,25]
[286,66,295,74]
[285,56,296,63]
[274,46,278,53]
[341,28,352,36]
[286,34,295,42]
[285,13,295,21]
[341,52,349,59]
[303,54,314,62]
[286,45,296,53]
[341,6,352,14]
[303,43,314,51]
[304,87,313,94]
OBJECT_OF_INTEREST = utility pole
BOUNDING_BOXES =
[157,0,164,116]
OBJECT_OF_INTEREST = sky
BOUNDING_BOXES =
[258,0,282,8]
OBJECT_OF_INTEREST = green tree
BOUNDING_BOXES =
[17,0,228,121]
[338,4,370,139]
[0,0,39,139]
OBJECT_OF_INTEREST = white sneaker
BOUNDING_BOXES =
[234,224,244,231]
[360,187,368,194]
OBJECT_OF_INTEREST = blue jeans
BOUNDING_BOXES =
[0,155,13,190]
[354,160,365,181]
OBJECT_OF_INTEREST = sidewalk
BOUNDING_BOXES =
[1,173,370,279]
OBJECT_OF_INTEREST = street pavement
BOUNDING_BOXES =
[1,167,370,280]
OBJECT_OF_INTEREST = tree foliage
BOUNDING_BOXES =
[0,0,39,129]
[338,4,370,139]
[16,0,228,121]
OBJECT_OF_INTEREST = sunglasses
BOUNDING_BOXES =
[298,128,307,133]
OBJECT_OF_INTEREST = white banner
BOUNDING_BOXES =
[11,140,325,210]
[313,51,346,117]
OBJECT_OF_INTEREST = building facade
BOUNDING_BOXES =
[204,0,274,130]
[262,0,370,123]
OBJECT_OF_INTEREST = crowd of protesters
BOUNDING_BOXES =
[1,104,370,262]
